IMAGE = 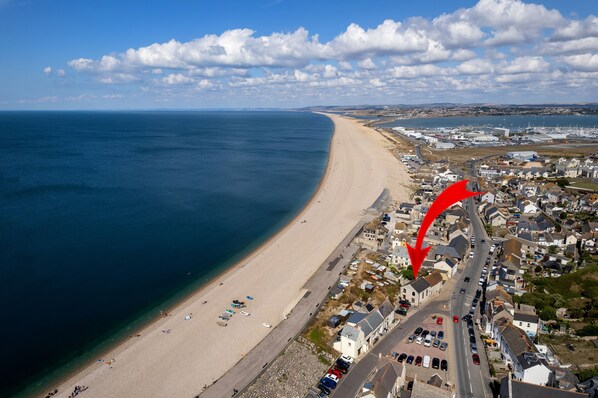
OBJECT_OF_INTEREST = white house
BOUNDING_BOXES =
[336,300,395,359]
[513,353,552,386]
[389,246,410,268]
[433,258,457,277]
[401,271,444,307]
[513,312,540,338]
[482,192,496,204]
[518,200,540,214]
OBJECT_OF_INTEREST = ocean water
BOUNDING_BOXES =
[378,114,598,129]
[0,111,333,397]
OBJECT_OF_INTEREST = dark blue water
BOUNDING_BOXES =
[379,114,598,129]
[0,111,332,397]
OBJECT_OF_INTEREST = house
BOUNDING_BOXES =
[358,361,405,398]
[389,246,410,268]
[336,300,395,359]
[401,278,430,307]
[501,239,524,269]
[514,353,552,386]
[433,257,457,277]
[495,320,552,386]
[482,192,496,204]
[514,312,540,338]
[400,271,444,307]
[409,376,451,398]
[499,377,587,398]
[518,200,540,214]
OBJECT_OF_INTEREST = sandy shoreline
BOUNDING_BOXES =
[45,114,409,398]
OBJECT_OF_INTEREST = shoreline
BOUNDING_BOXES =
[28,112,336,398]
[44,113,409,398]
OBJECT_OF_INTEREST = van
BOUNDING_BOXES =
[423,355,431,368]
[424,335,432,347]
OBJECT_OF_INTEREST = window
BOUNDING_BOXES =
[412,292,415,297]
[527,323,530,327]
[519,322,523,326]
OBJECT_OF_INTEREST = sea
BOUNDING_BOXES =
[0,111,333,397]
[377,114,598,129]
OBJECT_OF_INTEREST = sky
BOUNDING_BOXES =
[0,0,597,109]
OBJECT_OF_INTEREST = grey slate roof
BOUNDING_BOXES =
[500,377,587,398]
[514,312,539,324]
[449,235,468,258]
[410,277,430,293]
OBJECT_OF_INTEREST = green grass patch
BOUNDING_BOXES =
[531,265,598,300]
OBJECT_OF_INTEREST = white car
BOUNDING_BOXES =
[325,374,339,383]
[240,311,250,316]
[261,322,272,328]
[469,251,474,258]
[340,354,354,364]
[416,336,424,345]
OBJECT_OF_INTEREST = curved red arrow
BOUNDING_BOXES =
[406,180,483,278]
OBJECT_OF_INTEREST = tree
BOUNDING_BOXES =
[556,178,569,188]
[560,212,567,220]
[402,266,414,281]
[539,306,557,321]
[414,197,422,204]
[548,245,558,254]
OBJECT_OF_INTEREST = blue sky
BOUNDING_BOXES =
[0,0,597,109]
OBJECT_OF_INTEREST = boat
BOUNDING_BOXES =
[261,322,271,328]
[217,321,228,327]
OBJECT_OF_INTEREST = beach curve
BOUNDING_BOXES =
[47,113,409,398]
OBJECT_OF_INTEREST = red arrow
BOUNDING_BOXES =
[406,180,483,279]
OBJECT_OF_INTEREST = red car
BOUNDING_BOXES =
[328,369,342,378]
[453,315,459,323]
[415,356,423,366]
[436,316,443,325]
[472,354,480,365]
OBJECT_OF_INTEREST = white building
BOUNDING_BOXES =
[433,258,457,277]
[513,312,540,338]
[335,300,395,359]
[389,246,410,268]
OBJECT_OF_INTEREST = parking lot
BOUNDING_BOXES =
[388,313,450,382]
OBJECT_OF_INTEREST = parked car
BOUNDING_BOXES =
[436,316,443,325]
[398,353,408,363]
[438,331,444,340]
[415,356,423,366]
[317,384,331,395]
[395,308,408,315]
[430,331,437,338]
[432,357,440,369]
[453,315,459,323]
[333,365,348,374]
[325,374,339,383]
[407,334,416,343]
[421,330,429,337]
[475,289,482,298]
[470,335,476,344]
[320,377,336,389]
[340,354,353,364]
[471,344,478,354]
[328,369,342,379]
[414,327,423,336]
[406,355,414,364]
[441,359,448,371]
[423,355,431,368]
[433,339,440,348]
[416,336,424,345]
[464,277,470,282]
[472,354,480,365]
[440,342,448,351]
[335,359,350,371]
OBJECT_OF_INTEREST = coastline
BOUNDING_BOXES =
[44,113,409,398]
[27,112,335,398]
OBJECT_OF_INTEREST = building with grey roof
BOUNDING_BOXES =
[335,299,396,359]
[500,377,587,398]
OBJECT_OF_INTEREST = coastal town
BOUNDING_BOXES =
[236,115,598,398]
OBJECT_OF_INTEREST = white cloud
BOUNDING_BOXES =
[43,66,52,76]
[499,56,549,74]
[457,58,495,75]
[560,53,598,72]
[58,0,598,105]
[162,73,195,85]
[56,69,66,77]
[358,58,376,70]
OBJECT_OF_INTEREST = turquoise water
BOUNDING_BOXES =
[0,111,333,397]
[378,114,598,129]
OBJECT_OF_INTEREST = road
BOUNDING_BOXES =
[449,194,493,398]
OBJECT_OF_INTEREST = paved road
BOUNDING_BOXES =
[200,190,390,398]
[449,195,493,398]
